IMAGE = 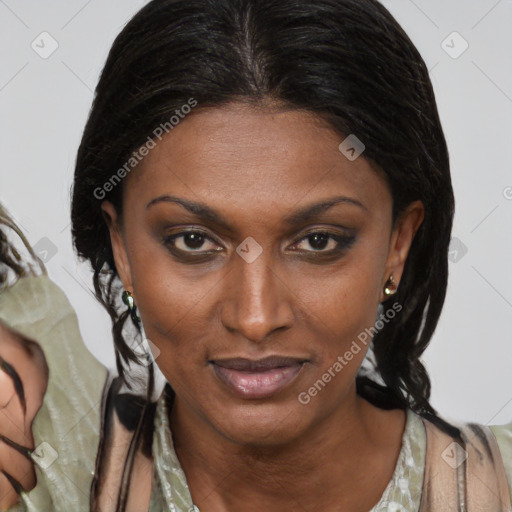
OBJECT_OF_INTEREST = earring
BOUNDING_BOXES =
[383,275,398,297]
[122,290,140,324]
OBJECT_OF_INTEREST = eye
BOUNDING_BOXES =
[163,230,222,254]
[289,231,356,254]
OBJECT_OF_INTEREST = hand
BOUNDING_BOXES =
[0,321,48,510]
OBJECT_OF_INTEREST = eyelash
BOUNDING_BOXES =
[162,229,356,259]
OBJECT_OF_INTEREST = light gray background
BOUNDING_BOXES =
[1,0,511,425]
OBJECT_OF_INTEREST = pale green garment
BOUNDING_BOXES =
[1,274,511,511]
[491,423,512,504]
[149,390,426,511]
[0,274,108,511]
[150,391,512,511]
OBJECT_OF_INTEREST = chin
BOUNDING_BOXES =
[206,398,311,447]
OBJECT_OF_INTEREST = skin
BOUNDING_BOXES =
[102,101,424,512]
[0,321,48,511]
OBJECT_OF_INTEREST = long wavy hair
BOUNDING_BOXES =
[70,0,459,509]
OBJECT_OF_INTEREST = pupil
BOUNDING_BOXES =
[185,233,204,249]
[309,234,328,250]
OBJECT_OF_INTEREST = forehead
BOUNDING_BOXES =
[123,102,391,218]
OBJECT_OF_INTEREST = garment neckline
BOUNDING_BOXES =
[151,385,426,511]
[368,408,426,511]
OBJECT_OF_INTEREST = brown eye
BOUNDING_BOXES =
[163,230,222,254]
[290,231,356,254]
[301,233,334,251]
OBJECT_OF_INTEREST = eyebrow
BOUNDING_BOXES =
[145,194,366,229]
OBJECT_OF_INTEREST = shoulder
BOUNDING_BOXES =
[490,422,512,508]
[91,376,155,512]
[417,413,512,512]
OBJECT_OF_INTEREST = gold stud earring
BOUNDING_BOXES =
[383,275,398,297]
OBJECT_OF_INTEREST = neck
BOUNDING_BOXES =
[169,384,406,512]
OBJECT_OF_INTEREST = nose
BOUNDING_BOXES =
[220,246,294,344]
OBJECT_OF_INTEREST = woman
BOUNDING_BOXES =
[1,0,511,510]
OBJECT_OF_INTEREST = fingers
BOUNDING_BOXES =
[0,358,25,416]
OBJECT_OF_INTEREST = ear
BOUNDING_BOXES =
[101,201,134,293]
[381,200,424,300]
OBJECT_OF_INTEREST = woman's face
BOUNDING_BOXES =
[102,102,423,445]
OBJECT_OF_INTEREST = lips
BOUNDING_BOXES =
[210,356,307,399]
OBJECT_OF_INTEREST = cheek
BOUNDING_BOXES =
[311,286,377,371]
[134,275,209,361]
[302,259,382,335]
[128,249,222,391]
[122,263,220,413]
[127,230,212,337]
[135,280,208,395]
[297,255,384,376]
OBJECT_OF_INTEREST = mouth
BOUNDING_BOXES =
[210,355,308,399]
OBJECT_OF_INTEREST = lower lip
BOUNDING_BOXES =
[211,363,304,399]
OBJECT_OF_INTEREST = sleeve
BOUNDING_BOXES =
[0,274,109,511]
[490,422,512,507]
